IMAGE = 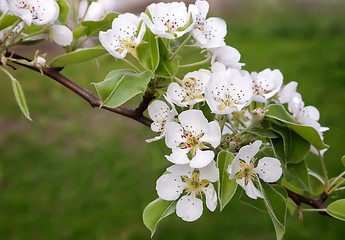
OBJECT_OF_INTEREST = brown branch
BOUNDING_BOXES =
[4,51,153,127]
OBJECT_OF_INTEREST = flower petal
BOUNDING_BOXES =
[165,148,190,165]
[199,160,219,182]
[255,157,282,183]
[167,164,194,177]
[166,82,187,107]
[176,194,203,222]
[148,100,170,121]
[242,179,263,199]
[51,25,73,47]
[189,149,214,168]
[164,122,184,148]
[156,174,186,201]
[178,109,209,135]
[200,121,221,148]
[204,183,217,211]
[237,140,262,164]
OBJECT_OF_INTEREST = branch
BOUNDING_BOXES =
[4,52,153,127]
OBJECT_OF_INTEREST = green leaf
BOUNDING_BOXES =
[143,198,176,237]
[240,191,267,212]
[327,199,345,221]
[57,0,70,24]
[24,24,43,35]
[266,104,328,150]
[82,12,119,36]
[259,181,287,240]
[269,121,310,164]
[93,69,154,108]
[284,161,310,192]
[137,27,159,71]
[49,46,108,67]
[73,26,88,40]
[0,67,32,121]
[216,151,237,211]
[155,38,179,77]
[247,127,280,139]
[341,155,345,168]
[308,169,325,196]
[0,14,19,31]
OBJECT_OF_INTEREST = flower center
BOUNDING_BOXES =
[181,77,204,102]
[15,1,38,18]
[252,80,271,96]
[179,131,207,156]
[119,38,138,58]
[235,160,256,185]
[183,172,210,196]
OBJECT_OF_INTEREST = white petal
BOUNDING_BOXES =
[189,149,214,168]
[148,100,170,121]
[242,179,263,199]
[194,17,227,49]
[99,29,124,59]
[166,82,187,107]
[211,45,244,70]
[278,81,298,104]
[255,157,282,183]
[51,25,73,47]
[176,194,203,222]
[145,134,164,143]
[167,164,194,177]
[165,148,190,165]
[199,160,219,182]
[236,140,262,164]
[228,156,241,179]
[204,183,217,211]
[156,174,186,201]
[301,106,320,122]
[164,122,184,148]
[200,121,221,148]
[178,110,209,135]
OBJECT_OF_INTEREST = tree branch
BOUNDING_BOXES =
[4,52,153,127]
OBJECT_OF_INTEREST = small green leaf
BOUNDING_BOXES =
[266,104,328,150]
[216,151,237,211]
[327,199,345,221]
[82,12,119,36]
[155,38,179,77]
[24,24,43,35]
[137,26,159,71]
[247,127,280,139]
[0,14,19,31]
[93,69,154,108]
[341,155,345,168]
[49,46,108,67]
[308,169,325,196]
[56,0,70,24]
[73,26,88,40]
[240,191,267,212]
[259,181,287,240]
[143,198,176,237]
[0,67,32,121]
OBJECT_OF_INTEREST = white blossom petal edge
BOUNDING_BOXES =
[227,140,282,199]
[51,25,73,47]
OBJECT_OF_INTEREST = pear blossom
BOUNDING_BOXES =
[164,110,221,168]
[205,68,253,114]
[251,68,283,103]
[277,81,299,104]
[78,0,118,21]
[228,140,282,199]
[6,0,59,26]
[189,0,227,49]
[156,161,219,222]
[140,2,194,40]
[51,24,73,47]
[1,0,8,12]
[167,69,211,107]
[146,100,177,143]
[99,13,145,59]
[211,45,245,70]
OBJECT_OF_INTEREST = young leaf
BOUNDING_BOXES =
[239,191,267,212]
[49,46,108,67]
[341,155,345,168]
[327,199,345,221]
[0,67,32,121]
[93,69,154,108]
[0,14,19,31]
[81,12,119,36]
[284,161,310,192]
[247,128,280,139]
[143,198,176,237]
[137,27,160,71]
[56,0,70,24]
[155,38,179,77]
[259,181,287,240]
[216,151,237,211]
[73,26,88,40]
[266,104,328,150]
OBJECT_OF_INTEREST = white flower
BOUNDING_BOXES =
[146,100,177,143]
[251,68,283,103]
[99,13,145,59]
[278,81,299,104]
[51,24,73,47]
[189,0,226,49]
[156,161,219,222]
[205,68,253,114]
[1,0,9,12]
[140,2,194,40]
[167,69,211,107]
[228,140,282,199]
[211,45,245,70]
[6,0,59,26]
[79,0,118,21]
[164,110,221,168]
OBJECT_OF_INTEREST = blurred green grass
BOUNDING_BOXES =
[1,1,345,239]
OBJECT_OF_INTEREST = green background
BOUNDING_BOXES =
[1,0,345,239]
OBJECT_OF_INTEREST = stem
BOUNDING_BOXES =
[179,57,211,69]
[328,179,345,195]
[318,150,329,190]
[170,35,192,61]
[328,170,345,193]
